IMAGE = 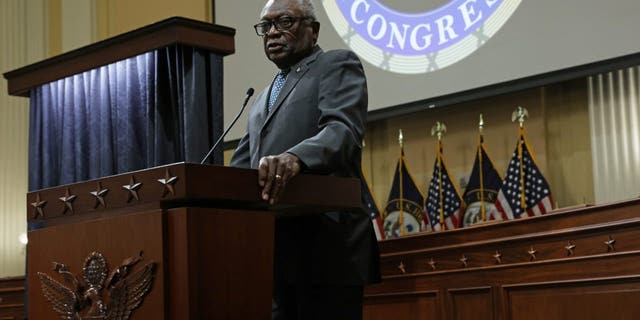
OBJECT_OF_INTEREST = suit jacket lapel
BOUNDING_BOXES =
[261,47,323,132]
[254,91,269,126]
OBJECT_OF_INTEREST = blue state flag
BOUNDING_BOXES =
[382,149,427,238]
[462,137,502,226]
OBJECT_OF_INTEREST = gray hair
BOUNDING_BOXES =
[260,0,318,21]
[298,0,317,21]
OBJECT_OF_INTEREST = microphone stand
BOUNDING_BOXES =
[200,88,254,164]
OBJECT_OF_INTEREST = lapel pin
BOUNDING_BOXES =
[296,66,301,72]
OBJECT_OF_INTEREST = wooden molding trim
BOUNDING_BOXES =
[3,17,235,97]
[501,273,640,290]
[364,289,438,299]
[381,216,640,259]
[382,250,640,280]
[447,286,492,294]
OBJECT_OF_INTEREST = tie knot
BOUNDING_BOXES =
[277,69,289,78]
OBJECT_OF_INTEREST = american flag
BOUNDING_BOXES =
[361,171,384,240]
[492,131,554,220]
[425,142,464,231]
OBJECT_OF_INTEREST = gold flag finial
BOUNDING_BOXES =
[430,121,447,141]
[479,113,485,133]
[398,129,404,148]
[511,106,529,128]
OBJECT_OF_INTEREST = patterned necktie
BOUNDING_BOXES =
[268,70,288,113]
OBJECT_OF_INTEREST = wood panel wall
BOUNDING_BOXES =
[0,276,25,320]
[95,0,210,42]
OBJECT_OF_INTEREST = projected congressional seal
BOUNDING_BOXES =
[322,0,522,74]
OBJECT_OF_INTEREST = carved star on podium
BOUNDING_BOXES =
[459,254,468,268]
[605,236,616,252]
[565,241,576,256]
[493,251,503,264]
[58,188,77,215]
[157,169,178,197]
[397,261,406,274]
[527,246,537,261]
[123,175,143,202]
[90,182,109,208]
[428,258,437,271]
[30,193,47,219]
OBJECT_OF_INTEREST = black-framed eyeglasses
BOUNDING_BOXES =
[253,16,312,36]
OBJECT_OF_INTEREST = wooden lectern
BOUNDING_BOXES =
[24,163,360,319]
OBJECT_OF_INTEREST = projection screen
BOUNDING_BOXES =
[216,0,640,141]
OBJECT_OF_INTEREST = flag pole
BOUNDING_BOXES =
[512,106,529,212]
[398,129,405,236]
[478,114,486,221]
[431,122,447,230]
[438,140,444,230]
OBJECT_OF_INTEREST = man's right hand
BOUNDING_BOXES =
[258,152,302,205]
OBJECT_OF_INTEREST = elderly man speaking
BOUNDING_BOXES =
[230,0,380,319]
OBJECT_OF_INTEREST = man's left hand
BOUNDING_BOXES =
[258,153,302,205]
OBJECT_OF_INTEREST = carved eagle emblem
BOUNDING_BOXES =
[37,251,155,320]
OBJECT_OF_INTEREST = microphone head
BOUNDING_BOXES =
[246,87,255,96]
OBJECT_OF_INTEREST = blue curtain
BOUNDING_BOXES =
[28,45,223,190]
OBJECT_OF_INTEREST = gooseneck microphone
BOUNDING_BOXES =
[200,87,255,164]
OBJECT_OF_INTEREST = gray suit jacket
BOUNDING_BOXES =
[230,46,380,285]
